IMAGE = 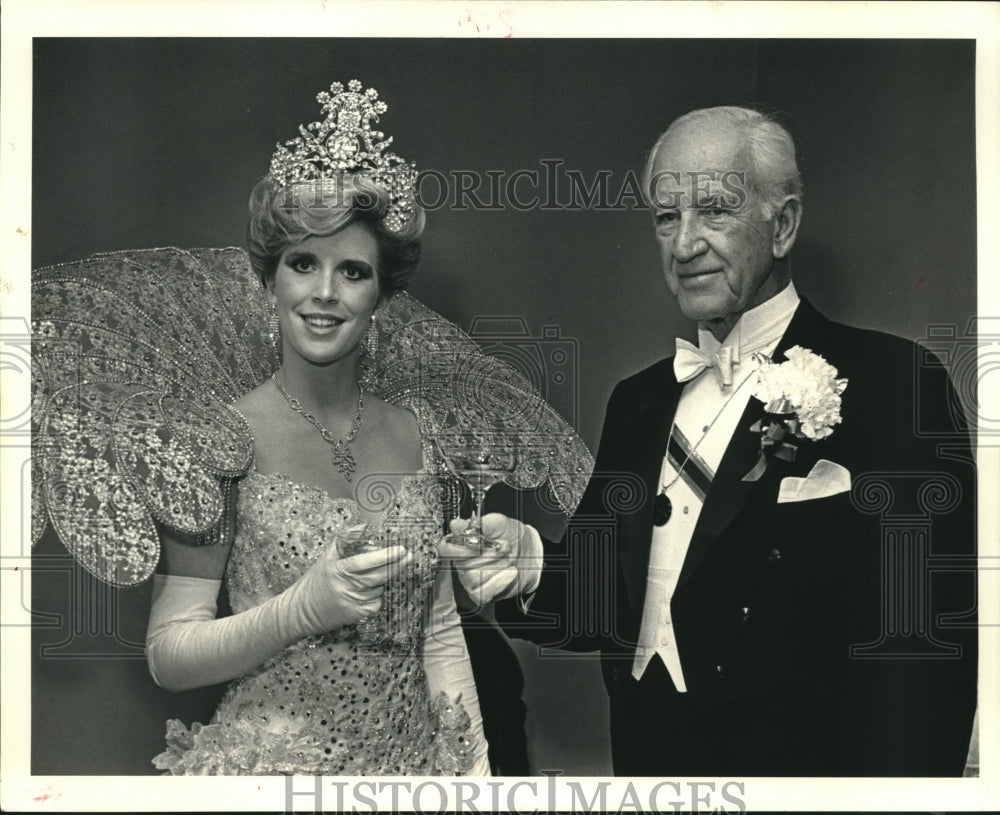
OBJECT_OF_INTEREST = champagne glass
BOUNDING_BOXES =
[437,437,518,551]
[335,524,384,642]
[335,523,378,557]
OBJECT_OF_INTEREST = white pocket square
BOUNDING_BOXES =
[777,459,852,504]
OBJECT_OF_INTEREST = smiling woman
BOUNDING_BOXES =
[30,78,594,776]
[270,228,382,369]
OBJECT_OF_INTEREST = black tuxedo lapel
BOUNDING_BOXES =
[676,297,836,589]
[618,367,683,618]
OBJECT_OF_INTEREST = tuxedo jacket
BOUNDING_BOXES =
[499,297,977,776]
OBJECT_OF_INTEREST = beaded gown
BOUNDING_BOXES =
[153,454,482,775]
[31,247,593,776]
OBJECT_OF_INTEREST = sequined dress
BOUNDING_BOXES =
[152,453,482,776]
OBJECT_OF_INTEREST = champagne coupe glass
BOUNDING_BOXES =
[335,524,385,641]
[437,436,518,551]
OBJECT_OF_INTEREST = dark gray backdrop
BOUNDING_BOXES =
[31,37,976,775]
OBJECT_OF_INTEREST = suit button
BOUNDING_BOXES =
[611,666,624,684]
[740,606,751,623]
[769,547,782,562]
[715,664,725,679]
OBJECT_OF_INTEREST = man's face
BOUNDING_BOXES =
[649,119,791,326]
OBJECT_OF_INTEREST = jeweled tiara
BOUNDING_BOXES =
[268,79,418,233]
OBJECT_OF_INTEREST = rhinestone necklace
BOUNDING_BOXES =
[271,372,365,482]
[654,367,756,526]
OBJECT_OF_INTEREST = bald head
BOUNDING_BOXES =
[644,107,802,218]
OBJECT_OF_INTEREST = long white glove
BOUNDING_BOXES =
[443,513,543,611]
[146,544,409,692]
[423,567,492,775]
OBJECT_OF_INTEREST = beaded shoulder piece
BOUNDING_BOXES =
[32,247,594,587]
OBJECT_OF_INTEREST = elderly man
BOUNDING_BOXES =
[465,106,977,776]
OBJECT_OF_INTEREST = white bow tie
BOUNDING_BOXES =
[674,337,740,388]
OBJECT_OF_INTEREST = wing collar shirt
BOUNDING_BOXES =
[632,282,801,690]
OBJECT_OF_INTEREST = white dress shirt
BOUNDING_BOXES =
[632,283,801,690]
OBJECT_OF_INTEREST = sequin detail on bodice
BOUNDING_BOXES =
[152,464,476,775]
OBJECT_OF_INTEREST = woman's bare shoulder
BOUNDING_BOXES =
[364,396,423,470]
[232,379,277,427]
[369,396,420,438]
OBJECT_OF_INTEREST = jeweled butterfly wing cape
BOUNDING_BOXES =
[32,247,594,587]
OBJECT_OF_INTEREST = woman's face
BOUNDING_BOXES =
[268,223,381,368]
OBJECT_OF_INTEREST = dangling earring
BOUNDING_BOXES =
[364,314,379,357]
[268,306,280,352]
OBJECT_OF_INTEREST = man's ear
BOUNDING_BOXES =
[772,196,802,259]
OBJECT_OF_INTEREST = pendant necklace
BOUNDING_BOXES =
[654,368,756,526]
[271,373,365,482]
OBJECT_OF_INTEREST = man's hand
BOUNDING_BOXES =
[440,513,543,610]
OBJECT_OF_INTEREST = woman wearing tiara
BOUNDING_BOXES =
[31,80,592,775]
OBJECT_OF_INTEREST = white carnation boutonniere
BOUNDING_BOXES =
[742,346,848,482]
